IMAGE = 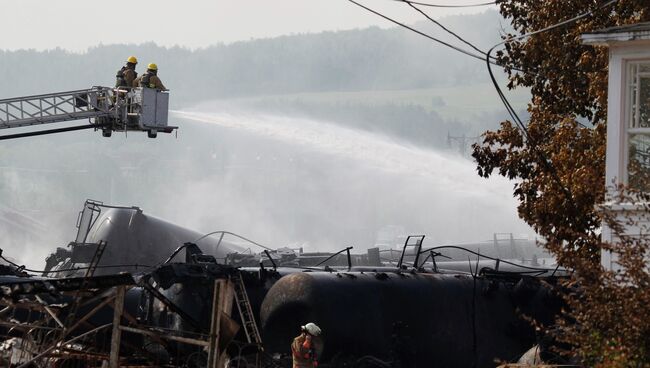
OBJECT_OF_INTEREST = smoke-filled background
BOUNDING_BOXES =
[0,10,535,268]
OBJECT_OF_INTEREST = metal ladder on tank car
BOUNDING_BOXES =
[63,241,108,325]
[83,241,108,278]
[231,272,263,346]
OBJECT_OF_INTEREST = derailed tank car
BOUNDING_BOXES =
[259,270,559,367]
[129,260,560,367]
[44,200,245,276]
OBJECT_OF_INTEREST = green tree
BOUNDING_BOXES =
[472,0,650,365]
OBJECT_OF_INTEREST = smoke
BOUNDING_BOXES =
[0,165,86,270]
[0,203,54,270]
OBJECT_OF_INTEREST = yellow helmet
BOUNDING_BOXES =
[126,56,138,64]
[147,63,158,71]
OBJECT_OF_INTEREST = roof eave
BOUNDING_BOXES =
[581,31,650,46]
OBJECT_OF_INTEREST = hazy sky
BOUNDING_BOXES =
[1,0,494,52]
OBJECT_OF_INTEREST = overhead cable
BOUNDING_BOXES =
[402,1,489,56]
[394,0,496,8]
[348,0,497,64]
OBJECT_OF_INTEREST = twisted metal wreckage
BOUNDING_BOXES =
[0,200,566,367]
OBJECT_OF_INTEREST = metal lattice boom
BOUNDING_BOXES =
[0,87,117,129]
[0,86,175,139]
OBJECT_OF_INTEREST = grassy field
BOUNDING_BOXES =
[219,82,531,122]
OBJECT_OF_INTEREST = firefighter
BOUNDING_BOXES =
[134,63,167,90]
[115,56,138,88]
[291,323,323,368]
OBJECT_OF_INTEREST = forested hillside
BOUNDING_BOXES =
[0,11,505,104]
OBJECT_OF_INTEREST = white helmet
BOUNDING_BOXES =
[301,322,322,336]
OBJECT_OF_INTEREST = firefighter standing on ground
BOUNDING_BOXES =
[134,63,167,90]
[292,323,323,368]
[116,56,138,88]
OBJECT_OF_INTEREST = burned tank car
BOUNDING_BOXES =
[48,202,245,276]
[260,271,559,368]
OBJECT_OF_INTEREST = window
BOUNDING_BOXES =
[626,61,650,192]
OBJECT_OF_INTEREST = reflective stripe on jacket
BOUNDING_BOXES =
[291,334,323,368]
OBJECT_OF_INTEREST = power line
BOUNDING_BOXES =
[393,0,496,8]
[349,0,533,71]
[348,0,497,64]
[402,0,489,56]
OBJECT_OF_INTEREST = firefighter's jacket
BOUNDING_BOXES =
[116,66,137,88]
[134,72,167,90]
[291,333,323,368]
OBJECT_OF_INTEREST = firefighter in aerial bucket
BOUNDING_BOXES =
[115,56,138,88]
[291,323,323,368]
[135,63,167,91]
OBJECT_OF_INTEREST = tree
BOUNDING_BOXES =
[472,0,650,365]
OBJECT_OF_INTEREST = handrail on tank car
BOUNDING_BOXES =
[193,230,273,251]
[74,199,142,245]
[417,250,452,272]
[419,245,559,273]
[263,249,278,270]
[397,235,425,269]
[314,246,354,270]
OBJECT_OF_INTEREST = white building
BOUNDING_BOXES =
[582,23,650,270]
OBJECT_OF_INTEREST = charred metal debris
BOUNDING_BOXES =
[0,205,567,367]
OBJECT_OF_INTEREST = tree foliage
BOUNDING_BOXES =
[472,0,650,365]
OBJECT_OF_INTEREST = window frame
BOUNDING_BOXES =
[624,59,650,188]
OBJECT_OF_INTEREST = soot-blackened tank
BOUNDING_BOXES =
[59,200,244,275]
[260,271,558,368]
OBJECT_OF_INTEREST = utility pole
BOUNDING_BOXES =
[447,132,480,156]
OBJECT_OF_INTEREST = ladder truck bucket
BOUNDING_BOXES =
[0,86,177,140]
[129,88,173,138]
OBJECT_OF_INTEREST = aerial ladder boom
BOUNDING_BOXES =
[0,86,176,139]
